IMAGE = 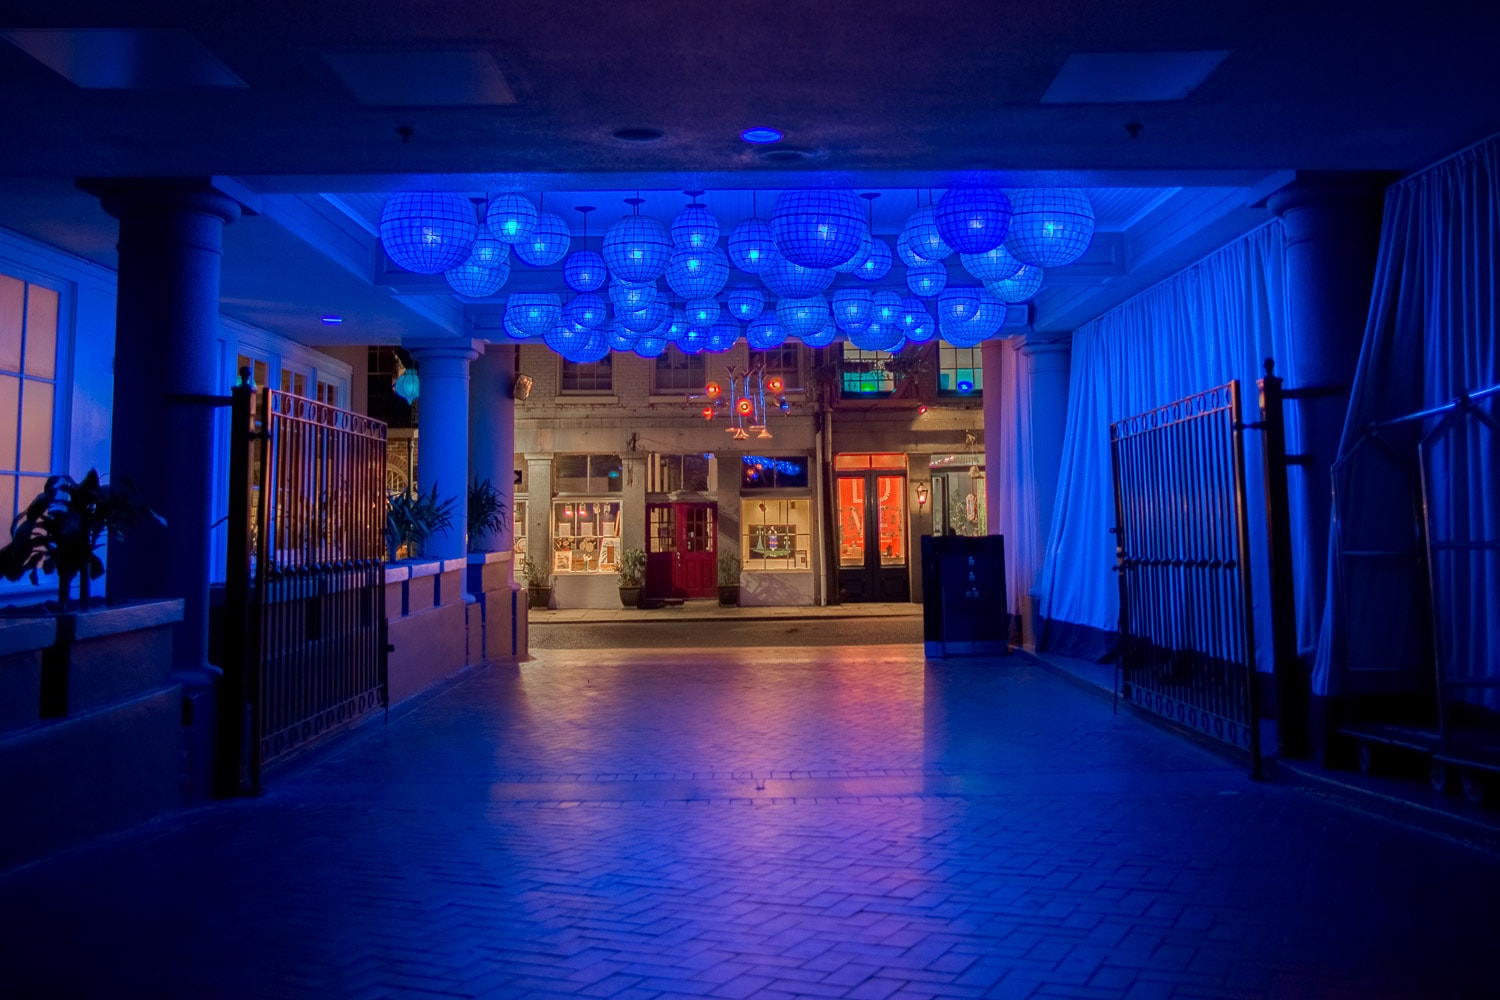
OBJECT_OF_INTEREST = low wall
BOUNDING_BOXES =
[386,558,470,704]
[467,552,524,663]
[741,571,816,607]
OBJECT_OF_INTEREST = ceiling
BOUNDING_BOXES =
[0,2,1497,347]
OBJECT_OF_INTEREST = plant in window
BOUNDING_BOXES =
[0,470,163,610]
[384,483,456,561]
[467,477,508,552]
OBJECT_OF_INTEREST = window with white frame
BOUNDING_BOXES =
[654,347,706,393]
[0,272,59,526]
[561,356,612,393]
[647,453,711,493]
[938,344,983,395]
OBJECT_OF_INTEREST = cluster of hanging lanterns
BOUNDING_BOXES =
[377,186,1095,363]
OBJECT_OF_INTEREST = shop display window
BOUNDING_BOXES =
[741,498,811,570]
[740,454,809,489]
[512,499,528,558]
[552,499,621,573]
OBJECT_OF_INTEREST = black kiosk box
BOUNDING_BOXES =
[920,534,1009,657]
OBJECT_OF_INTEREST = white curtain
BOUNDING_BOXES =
[1313,136,1500,703]
[1036,223,1298,665]
[987,339,1039,624]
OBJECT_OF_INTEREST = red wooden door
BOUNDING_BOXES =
[645,502,716,598]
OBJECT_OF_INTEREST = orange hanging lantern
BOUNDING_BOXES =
[737,398,755,416]
[702,406,715,420]
[704,381,722,399]
[766,375,784,394]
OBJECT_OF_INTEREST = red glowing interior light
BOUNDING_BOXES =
[766,376,784,393]
[702,406,715,420]
[704,381,722,398]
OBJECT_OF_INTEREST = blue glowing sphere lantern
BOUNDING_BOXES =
[603,214,672,282]
[727,218,776,273]
[727,286,766,322]
[506,292,562,338]
[686,297,721,330]
[961,243,1024,284]
[986,263,1044,302]
[832,288,874,333]
[619,296,667,333]
[746,312,788,350]
[563,250,608,292]
[939,320,986,349]
[760,252,835,298]
[904,206,953,261]
[563,292,609,330]
[778,296,829,339]
[568,328,612,363]
[849,319,904,352]
[771,189,865,268]
[677,326,708,355]
[608,279,658,312]
[608,322,640,352]
[899,298,937,343]
[800,318,838,348]
[905,261,948,298]
[664,308,689,343]
[502,309,534,341]
[705,319,740,353]
[444,236,511,297]
[832,229,874,274]
[935,187,1012,254]
[896,229,929,267]
[1005,189,1096,267]
[853,237,893,281]
[872,290,904,326]
[513,211,571,267]
[633,334,668,359]
[671,204,721,250]
[485,194,540,244]
[666,246,730,299]
[938,285,984,323]
[379,192,479,274]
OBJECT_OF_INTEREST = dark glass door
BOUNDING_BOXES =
[836,472,910,601]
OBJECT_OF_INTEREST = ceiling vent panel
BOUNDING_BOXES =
[1041,51,1229,103]
[0,28,245,88]
[322,49,516,106]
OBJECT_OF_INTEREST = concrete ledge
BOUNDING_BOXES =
[467,551,513,565]
[407,559,442,580]
[0,617,56,657]
[72,598,184,641]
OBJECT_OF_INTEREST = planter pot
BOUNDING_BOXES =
[717,585,740,607]
[527,586,552,611]
[618,586,642,609]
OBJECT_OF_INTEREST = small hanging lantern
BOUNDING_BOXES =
[392,362,420,404]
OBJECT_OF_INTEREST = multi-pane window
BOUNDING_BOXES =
[0,273,59,525]
[740,454,809,489]
[939,344,983,394]
[752,342,801,385]
[554,454,623,494]
[647,453,711,493]
[841,348,894,395]
[654,347,706,393]
[561,356,612,393]
[741,497,811,571]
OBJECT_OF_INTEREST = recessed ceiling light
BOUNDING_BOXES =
[321,314,343,325]
[740,127,783,144]
[613,127,665,143]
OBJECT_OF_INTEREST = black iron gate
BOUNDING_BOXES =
[222,375,388,793]
[1110,381,1263,776]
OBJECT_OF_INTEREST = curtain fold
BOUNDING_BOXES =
[1036,223,1296,668]
[1313,137,1500,703]
[989,340,1038,624]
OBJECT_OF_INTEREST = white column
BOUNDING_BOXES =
[406,339,483,561]
[468,344,516,554]
[1020,334,1072,552]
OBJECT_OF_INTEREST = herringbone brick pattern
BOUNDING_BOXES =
[1,645,1497,998]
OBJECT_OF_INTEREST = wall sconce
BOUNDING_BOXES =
[914,483,929,511]
[511,373,534,400]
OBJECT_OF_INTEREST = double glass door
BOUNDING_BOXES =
[836,472,910,601]
[645,502,717,598]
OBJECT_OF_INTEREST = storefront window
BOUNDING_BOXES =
[551,499,621,574]
[741,498,811,571]
[554,454,622,494]
[929,453,986,536]
[512,499,527,559]
[740,454,809,489]
[938,345,983,394]
[648,453,711,492]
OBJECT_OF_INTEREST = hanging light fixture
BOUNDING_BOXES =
[800,317,839,348]
[727,286,766,322]
[728,195,777,274]
[620,296,668,333]
[506,292,562,338]
[705,318,740,353]
[562,206,607,292]
[671,191,721,249]
[832,228,873,274]
[771,189,865,268]
[849,319,904,352]
[392,359,420,403]
[444,233,511,298]
[563,292,609,330]
[777,296,829,338]
[607,322,640,353]
[633,333,668,358]
[666,245,730,299]
[899,298,937,343]
[905,260,948,298]
[686,297,721,330]
[1005,189,1096,267]
[603,197,672,282]
[663,308,689,343]
[935,187,1013,254]
[872,290,903,326]
[832,287,874,333]
[608,279,658,312]
[514,203,571,267]
[379,192,478,274]
[677,325,709,355]
[904,201,953,261]
[746,312,788,350]
[502,308,535,341]
[759,250,835,298]
[853,236,893,282]
[961,243,1024,284]
[485,194,540,244]
[986,263,1044,302]
[937,285,984,323]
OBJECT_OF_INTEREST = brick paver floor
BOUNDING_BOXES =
[3,644,1499,998]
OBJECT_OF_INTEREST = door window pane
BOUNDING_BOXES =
[0,276,23,373]
[876,475,906,565]
[837,477,865,568]
[19,382,53,473]
[23,285,58,379]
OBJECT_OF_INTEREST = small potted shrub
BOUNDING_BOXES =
[466,477,507,552]
[615,547,647,609]
[520,555,551,611]
[385,483,456,561]
[717,551,741,607]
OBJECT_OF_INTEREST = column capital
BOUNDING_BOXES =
[1265,171,1390,219]
[1018,333,1072,370]
[85,178,241,226]
[404,338,484,363]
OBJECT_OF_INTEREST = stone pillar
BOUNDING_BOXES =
[1020,334,1072,554]
[908,453,933,602]
[98,182,240,680]
[467,344,518,661]
[980,339,1008,539]
[621,454,647,555]
[716,455,743,597]
[524,455,554,602]
[405,339,483,561]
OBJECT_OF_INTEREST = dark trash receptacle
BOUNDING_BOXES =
[920,534,1009,657]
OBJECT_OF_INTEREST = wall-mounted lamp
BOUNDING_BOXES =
[914,483,929,511]
[511,373,534,400]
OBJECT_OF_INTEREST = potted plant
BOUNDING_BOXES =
[467,477,507,552]
[717,551,741,607]
[520,555,551,611]
[385,483,456,561]
[616,547,647,609]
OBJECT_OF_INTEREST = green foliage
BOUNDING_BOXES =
[717,551,741,586]
[0,469,163,609]
[615,547,647,587]
[385,483,456,560]
[467,477,508,552]
[519,554,550,589]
